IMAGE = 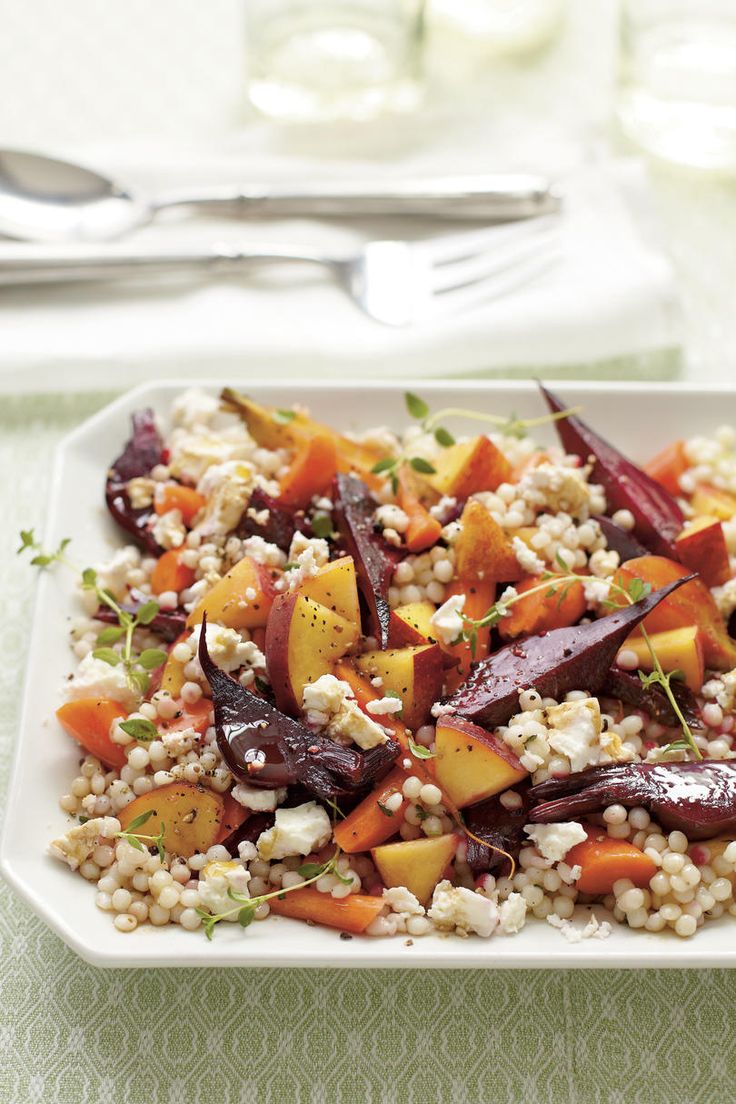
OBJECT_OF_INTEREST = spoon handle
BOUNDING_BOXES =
[152,175,560,221]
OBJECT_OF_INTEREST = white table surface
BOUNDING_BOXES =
[0,0,734,384]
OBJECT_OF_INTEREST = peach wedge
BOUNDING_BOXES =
[354,644,444,731]
[428,437,511,499]
[187,555,276,630]
[372,834,459,906]
[434,715,527,808]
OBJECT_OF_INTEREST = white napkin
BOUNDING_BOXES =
[0,157,682,392]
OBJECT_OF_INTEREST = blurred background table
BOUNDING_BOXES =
[1,3,736,1104]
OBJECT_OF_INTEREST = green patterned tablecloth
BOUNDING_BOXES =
[2,392,736,1104]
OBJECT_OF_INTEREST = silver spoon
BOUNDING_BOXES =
[0,149,561,244]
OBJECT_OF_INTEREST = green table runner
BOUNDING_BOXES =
[2,392,735,1104]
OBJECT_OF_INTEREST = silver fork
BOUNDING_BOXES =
[0,217,560,326]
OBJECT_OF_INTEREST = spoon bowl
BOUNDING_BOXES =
[0,150,152,242]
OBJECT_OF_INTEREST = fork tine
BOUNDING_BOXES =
[427,246,561,321]
[429,227,559,294]
[418,215,560,268]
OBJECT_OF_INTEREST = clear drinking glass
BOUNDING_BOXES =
[618,0,736,171]
[244,0,425,122]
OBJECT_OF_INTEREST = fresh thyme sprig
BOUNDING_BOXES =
[195,847,350,940]
[456,560,702,760]
[81,567,166,696]
[403,391,583,443]
[17,529,72,568]
[115,810,166,862]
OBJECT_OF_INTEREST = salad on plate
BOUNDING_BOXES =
[28,384,736,945]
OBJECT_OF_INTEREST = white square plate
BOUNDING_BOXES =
[3,378,736,968]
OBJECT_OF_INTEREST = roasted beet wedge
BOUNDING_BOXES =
[601,667,700,730]
[199,615,398,798]
[333,472,400,648]
[464,789,529,875]
[443,575,692,729]
[528,760,736,840]
[95,599,186,642]
[593,516,649,563]
[235,487,310,551]
[541,384,684,559]
[105,408,165,554]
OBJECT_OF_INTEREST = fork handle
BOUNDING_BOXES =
[0,242,338,285]
[153,175,560,221]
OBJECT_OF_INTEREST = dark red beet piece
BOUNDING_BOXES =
[464,789,530,875]
[594,516,649,562]
[198,614,398,798]
[105,408,165,555]
[528,760,736,840]
[541,384,684,558]
[235,487,310,551]
[601,667,700,730]
[443,575,692,729]
[333,473,400,648]
[95,599,186,643]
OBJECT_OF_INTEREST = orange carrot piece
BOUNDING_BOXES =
[499,574,586,641]
[397,468,442,553]
[644,440,687,497]
[56,698,128,769]
[443,578,496,690]
[566,825,657,895]
[269,887,385,933]
[215,791,250,845]
[334,766,409,853]
[278,432,338,509]
[151,549,196,596]
[154,483,206,526]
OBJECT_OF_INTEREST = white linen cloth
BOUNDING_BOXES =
[0,156,681,393]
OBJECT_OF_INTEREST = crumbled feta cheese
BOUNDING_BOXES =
[431,702,456,720]
[499,892,527,934]
[231,783,287,812]
[383,886,425,917]
[187,623,263,675]
[582,576,612,606]
[65,653,140,710]
[429,496,458,523]
[91,545,140,602]
[518,461,598,517]
[241,535,287,568]
[257,801,332,860]
[523,822,588,863]
[430,593,466,645]
[301,675,388,750]
[49,817,121,870]
[428,879,499,938]
[366,696,404,717]
[512,536,545,576]
[547,911,612,943]
[712,577,736,619]
[199,861,251,916]
[151,508,186,550]
[195,460,253,537]
[375,504,410,535]
[127,477,155,510]
[546,698,603,774]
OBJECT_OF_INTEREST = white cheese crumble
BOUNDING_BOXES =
[428,879,499,938]
[383,886,425,917]
[195,460,253,537]
[91,546,140,602]
[241,535,287,568]
[545,699,605,774]
[64,653,140,710]
[429,593,466,646]
[547,911,612,943]
[199,861,252,917]
[375,504,410,535]
[511,535,545,576]
[301,675,388,750]
[365,696,404,717]
[498,892,528,934]
[187,623,263,675]
[523,822,588,863]
[231,783,287,812]
[712,577,736,619]
[151,508,186,550]
[49,817,121,870]
[284,533,330,589]
[257,801,332,861]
